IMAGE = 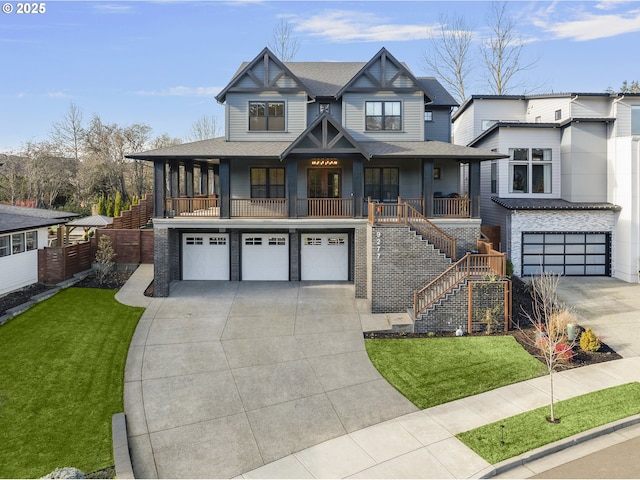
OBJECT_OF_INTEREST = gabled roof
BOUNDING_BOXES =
[492,197,621,211]
[66,214,113,227]
[336,47,431,99]
[285,62,364,98]
[281,112,371,159]
[418,78,458,107]
[216,47,314,103]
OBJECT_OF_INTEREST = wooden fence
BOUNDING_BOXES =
[38,242,93,285]
[105,194,154,229]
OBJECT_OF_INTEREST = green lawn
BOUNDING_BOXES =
[365,336,546,409]
[457,382,640,464]
[0,288,144,478]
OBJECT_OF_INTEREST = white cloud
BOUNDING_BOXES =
[595,0,634,11]
[293,10,436,43]
[532,5,640,41]
[93,4,134,14]
[47,91,72,99]
[133,86,222,97]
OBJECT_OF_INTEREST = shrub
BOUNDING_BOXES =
[580,328,601,352]
[555,343,574,362]
[95,235,116,285]
[506,259,514,278]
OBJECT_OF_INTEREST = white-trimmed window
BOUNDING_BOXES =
[26,231,37,251]
[509,148,552,194]
[365,101,401,131]
[0,235,9,257]
[424,110,433,122]
[12,233,25,254]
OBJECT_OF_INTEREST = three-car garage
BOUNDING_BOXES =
[181,231,351,281]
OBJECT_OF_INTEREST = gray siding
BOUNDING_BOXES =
[306,101,343,126]
[226,92,307,141]
[342,92,424,142]
[425,107,452,142]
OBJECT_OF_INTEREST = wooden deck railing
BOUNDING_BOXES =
[368,201,458,260]
[433,197,471,218]
[297,198,353,217]
[166,197,219,217]
[413,252,506,318]
[231,198,287,217]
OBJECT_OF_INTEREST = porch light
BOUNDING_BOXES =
[311,159,339,166]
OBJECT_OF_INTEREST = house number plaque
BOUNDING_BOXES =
[376,231,381,259]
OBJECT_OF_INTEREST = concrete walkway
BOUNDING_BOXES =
[117,269,640,479]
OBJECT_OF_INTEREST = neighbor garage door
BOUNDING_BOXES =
[241,233,289,280]
[301,233,349,280]
[183,233,229,280]
[521,232,610,276]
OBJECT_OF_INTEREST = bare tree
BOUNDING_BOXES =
[50,101,84,162]
[423,13,476,104]
[481,1,536,95]
[269,18,300,62]
[0,154,29,204]
[187,115,221,142]
[520,271,579,423]
[22,141,77,209]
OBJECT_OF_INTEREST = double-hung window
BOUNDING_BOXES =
[365,101,401,131]
[365,167,399,201]
[249,101,285,131]
[250,167,285,198]
[509,148,552,194]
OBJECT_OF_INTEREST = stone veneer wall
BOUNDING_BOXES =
[153,226,180,297]
[509,210,616,277]
[368,225,452,313]
[354,225,367,298]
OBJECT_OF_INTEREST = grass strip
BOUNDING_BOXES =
[457,382,640,464]
[365,336,546,409]
[0,288,144,478]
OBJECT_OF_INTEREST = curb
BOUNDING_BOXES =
[477,414,640,478]
[112,413,135,479]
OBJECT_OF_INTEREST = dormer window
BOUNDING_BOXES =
[365,101,401,131]
[249,101,285,131]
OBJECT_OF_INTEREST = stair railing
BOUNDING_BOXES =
[413,253,506,318]
[368,201,457,260]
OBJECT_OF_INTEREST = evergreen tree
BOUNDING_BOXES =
[97,195,106,216]
[106,195,114,217]
[114,191,122,217]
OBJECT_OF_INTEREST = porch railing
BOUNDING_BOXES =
[230,198,287,217]
[433,197,471,218]
[368,201,457,260]
[297,198,353,217]
[166,196,219,217]
[413,252,506,318]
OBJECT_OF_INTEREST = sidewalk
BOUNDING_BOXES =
[240,358,640,479]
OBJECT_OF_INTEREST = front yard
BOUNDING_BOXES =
[0,288,144,478]
[366,336,547,409]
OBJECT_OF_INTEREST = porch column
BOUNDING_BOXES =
[211,165,219,196]
[184,162,194,198]
[422,158,434,218]
[200,163,209,195]
[352,157,363,217]
[286,158,298,218]
[219,158,230,218]
[468,160,481,218]
[169,159,179,198]
[153,160,166,218]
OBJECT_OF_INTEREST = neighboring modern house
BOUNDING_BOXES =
[0,204,78,295]
[452,92,640,282]
[129,47,507,329]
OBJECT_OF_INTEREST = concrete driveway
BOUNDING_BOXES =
[121,276,417,479]
[556,276,640,358]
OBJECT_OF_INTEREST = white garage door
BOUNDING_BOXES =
[522,232,610,276]
[183,233,229,280]
[242,233,289,280]
[301,234,349,280]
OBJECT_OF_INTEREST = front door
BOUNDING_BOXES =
[308,169,341,198]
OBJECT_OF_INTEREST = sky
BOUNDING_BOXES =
[1,0,640,152]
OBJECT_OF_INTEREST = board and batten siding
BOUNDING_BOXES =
[342,92,424,142]
[226,92,307,142]
[0,227,48,296]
